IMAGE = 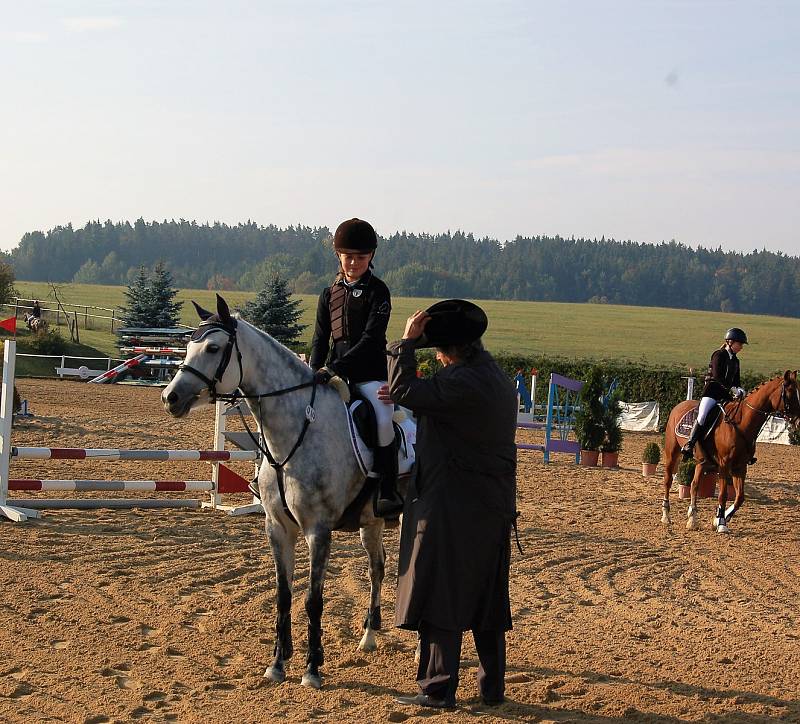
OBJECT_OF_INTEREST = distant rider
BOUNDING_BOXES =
[681,327,748,460]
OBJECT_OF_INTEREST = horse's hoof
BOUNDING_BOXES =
[686,517,698,531]
[358,629,377,652]
[301,672,322,689]
[715,520,730,533]
[660,513,671,525]
[263,666,286,683]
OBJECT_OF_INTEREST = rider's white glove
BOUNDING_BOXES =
[732,387,745,399]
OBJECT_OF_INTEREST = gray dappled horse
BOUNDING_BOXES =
[161,295,395,688]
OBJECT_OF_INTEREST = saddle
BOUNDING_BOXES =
[333,393,416,532]
[345,390,416,479]
[675,405,722,440]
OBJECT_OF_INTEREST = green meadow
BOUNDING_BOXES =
[12,282,800,375]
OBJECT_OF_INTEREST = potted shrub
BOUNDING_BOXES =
[599,391,623,468]
[677,460,717,499]
[641,442,660,476]
[575,366,605,466]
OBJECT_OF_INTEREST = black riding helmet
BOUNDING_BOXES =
[333,218,378,252]
[725,327,748,344]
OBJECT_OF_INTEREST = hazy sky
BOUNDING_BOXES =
[2,1,798,254]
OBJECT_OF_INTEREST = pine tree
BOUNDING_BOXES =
[149,261,183,328]
[241,274,306,348]
[120,266,153,327]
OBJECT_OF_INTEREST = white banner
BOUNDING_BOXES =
[619,401,659,432]
[757,416,790,445]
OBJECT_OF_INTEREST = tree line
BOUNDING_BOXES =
[5,219,800,316]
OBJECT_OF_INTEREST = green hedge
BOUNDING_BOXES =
[491,352,767,431]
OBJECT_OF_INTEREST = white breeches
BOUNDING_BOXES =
[356,381,395,447]
[697,396,717,424]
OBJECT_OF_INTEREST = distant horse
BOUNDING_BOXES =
[661,371,800,532]
[161,295,405,688]
[24,314,48,333]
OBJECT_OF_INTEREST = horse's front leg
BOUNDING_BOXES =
[358,521,385,652]
[661,465,674,525]
[724,474,746,526]
[264,514,299,683]
[713,475,731,533]
[302,526,332,689]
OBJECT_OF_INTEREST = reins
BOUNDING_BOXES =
[178,321,320,524]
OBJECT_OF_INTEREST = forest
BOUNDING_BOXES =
[5,219,800,316]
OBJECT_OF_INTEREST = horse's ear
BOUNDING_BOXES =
[216,294,232,323]
[192,300,213,321]
[786,369,798,383]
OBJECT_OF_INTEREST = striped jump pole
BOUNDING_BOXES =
[118,347,187,356]
[8,480,215,492]
[11,448,258,461]
[89,354,148,384]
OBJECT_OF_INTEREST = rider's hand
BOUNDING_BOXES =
[314,367,333,384]
[377,383,394,405]
[402,310,431,341]
[732,387,745,399]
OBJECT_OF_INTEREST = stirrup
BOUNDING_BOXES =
[248,479,261,500]
[375,493,403,518]
[680,444,694,460]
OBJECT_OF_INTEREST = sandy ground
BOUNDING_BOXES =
[1,379,799,724]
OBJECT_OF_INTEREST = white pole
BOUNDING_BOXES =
[0,341,41,522]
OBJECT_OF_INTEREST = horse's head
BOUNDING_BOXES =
[161,294,243,417]
[780,370,800,426]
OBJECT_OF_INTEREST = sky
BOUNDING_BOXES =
[1,0,799,255]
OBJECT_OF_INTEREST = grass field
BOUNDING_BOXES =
[11,281,800,375]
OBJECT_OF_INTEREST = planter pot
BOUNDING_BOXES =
[642,462,658,477]
[600,451,619,468]
[678,471,718,499]
[579,450,599,466]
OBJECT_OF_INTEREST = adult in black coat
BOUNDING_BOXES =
[386,300,518,710]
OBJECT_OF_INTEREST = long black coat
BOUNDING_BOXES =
[387,339,517,632]
[702,347,741,400]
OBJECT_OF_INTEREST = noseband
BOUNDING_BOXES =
[178,320,243,401]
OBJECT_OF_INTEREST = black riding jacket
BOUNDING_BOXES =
[309,271,391,383]
[702,348,741,400]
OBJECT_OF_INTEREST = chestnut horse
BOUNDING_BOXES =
[661,371,800,533]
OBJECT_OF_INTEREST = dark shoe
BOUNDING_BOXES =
[481,696,505,706]
[395,693,455,709]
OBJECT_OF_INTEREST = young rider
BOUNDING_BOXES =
[309,218,401,517]
[681,327,748,460]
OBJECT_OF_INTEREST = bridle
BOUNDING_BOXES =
[733,380,800,426]
[177,319,319,474]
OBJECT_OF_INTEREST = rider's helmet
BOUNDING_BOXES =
[725,327,748,344]
[333,218,378,252]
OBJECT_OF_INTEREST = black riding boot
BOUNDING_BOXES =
[680,421,705,460]
[374,443,402,517]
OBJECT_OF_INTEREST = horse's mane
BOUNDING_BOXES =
[235,314,312,378]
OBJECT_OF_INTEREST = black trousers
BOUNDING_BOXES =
[416,621,506,703]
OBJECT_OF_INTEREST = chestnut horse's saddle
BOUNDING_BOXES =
[675,404,723,439]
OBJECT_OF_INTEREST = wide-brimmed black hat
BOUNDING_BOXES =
[416,299,488,348]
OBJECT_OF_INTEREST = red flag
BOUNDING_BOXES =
[0,316,16,334]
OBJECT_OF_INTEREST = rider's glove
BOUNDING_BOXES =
[313,367,333,385]
[732,387,745,399]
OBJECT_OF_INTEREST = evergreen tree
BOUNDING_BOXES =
[149,261,183,328]
[120,266,153,327]
[0,261,17,306]
[241,274,306,348]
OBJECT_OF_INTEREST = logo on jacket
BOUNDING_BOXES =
[377,301,390,315]
[352,289,363,298]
